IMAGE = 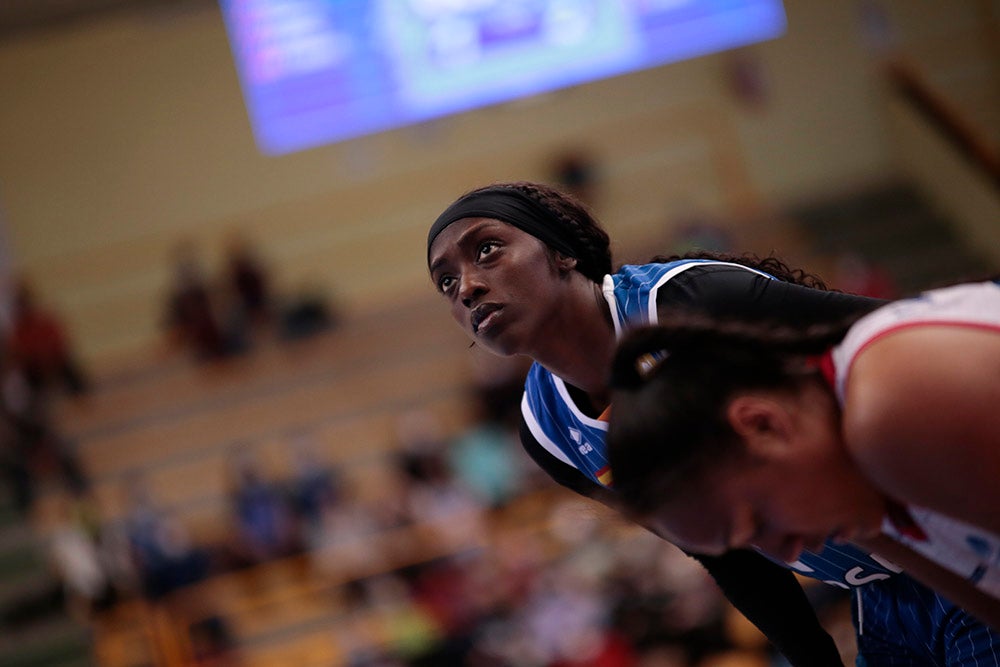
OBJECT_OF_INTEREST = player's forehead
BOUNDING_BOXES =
[429,218,521,267]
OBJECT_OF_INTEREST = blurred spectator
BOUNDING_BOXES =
[404,455,486,550]
[0,347,87,514]
[39,490,117,622]
[391,409,487,545]
[6,278,88,395]
[189,614,241,667]
[0,351,37,513]
[831,251,898,299]
[606,531,734,665]
[309,474,389,577]
[284,431,341,543]
[224,445,299,567]
[551,150,601,207]
[362,573,444,666]
[163,240,233,361]
[120,473,211,599]
[224,233,272,329]
[393,409,450,490]
[520,566,615,666]
[448,414,523,510]
[668,214,735,256]
[278,280,339,341]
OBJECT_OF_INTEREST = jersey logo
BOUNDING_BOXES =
[569,427,596,454]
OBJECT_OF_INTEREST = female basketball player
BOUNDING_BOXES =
[606,281,1000,629]
[426,180,1000,664]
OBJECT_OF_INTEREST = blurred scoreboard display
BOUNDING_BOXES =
[220,0,787,155]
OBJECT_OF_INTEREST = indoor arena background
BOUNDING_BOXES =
[0,1,997,665]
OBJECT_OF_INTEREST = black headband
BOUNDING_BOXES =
[427,188,578,267]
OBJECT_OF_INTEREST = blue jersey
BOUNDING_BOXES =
[521,260,898,589]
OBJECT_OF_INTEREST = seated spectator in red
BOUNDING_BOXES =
[163,241,230,361]
[6,279,87,395]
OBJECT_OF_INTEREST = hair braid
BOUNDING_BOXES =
[649,251,829,289]
[502,181,613,283]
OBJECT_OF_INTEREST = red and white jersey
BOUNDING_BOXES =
[830,280,1000,598]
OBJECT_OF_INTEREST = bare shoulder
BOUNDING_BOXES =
[843,325,1000,441]
[842,324,1000,522]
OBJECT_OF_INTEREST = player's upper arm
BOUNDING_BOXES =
[655,264,882,325]
[842,325,1000,534]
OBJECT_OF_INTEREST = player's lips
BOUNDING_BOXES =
[471,303,503,335]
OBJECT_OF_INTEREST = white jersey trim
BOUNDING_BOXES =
[552,375,610,430]
[832,281,1000,402]
[601,274,622,337]
[520,393,575,468]
[601,261,775,337]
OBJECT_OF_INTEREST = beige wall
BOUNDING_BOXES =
[0,1,897,362]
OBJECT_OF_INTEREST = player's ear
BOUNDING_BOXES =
[554,252,578,274]
[726,395,793,459]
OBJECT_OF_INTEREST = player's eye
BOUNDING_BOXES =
[477,241,499,260]
[438,275,455,293]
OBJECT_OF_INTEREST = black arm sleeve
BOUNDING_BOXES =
[519,417,844,666]
[694,550,844,666]
[657,264,886,325]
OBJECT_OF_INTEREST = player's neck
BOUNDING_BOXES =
[531,280,615,401]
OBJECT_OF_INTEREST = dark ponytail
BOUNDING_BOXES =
[607,314,857,518]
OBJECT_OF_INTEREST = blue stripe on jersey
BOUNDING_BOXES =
[521,370,610,484]
[522,260,899,589]
[854,574,1000,664]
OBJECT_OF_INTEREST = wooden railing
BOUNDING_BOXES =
[885,58,1000,191]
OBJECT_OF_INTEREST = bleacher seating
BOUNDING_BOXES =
[46,291,590,667]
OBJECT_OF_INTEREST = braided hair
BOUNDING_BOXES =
[501,181,614,282]
[430,181,613,283]
[648,251,830,289]
[433,183,831,292]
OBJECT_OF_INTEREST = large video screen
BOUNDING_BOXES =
[220,0,787,155]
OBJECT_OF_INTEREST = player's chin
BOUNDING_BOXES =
[475,328,521,357]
